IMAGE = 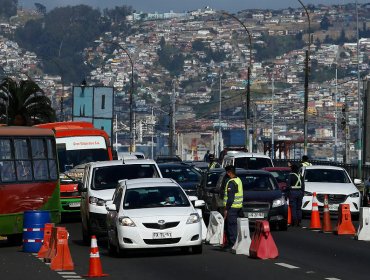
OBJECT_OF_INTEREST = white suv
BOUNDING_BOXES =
[79,159,162,244]
[222,151,274,169]
[301,165,362,218]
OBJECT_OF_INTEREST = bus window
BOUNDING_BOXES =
[47,139,58,180]
[14,139,32,181]
[32,139,48,180]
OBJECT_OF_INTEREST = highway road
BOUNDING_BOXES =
[1,215,369,280]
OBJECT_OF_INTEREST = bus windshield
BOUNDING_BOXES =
[58,145,110,172]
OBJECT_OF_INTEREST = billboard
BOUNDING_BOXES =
[72,86,114,143]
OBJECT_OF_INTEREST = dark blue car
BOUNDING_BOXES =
[202,169,288,230]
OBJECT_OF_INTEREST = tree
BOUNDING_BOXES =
[0,0,17,20]
[0,77,56,126]
[320,15,331,30]
[34,3,47,15]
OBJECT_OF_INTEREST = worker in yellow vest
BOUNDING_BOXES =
[223,165,243,249]
[301,155,312,167]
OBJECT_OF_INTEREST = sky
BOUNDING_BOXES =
[19,0,368,13]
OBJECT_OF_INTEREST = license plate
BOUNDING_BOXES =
[329,204,339,211]
[69,202,80,207]
[247,212,264,219]
[153,232,172,239]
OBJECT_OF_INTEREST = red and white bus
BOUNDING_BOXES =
[35,122,113,213]
[0,126,61,243]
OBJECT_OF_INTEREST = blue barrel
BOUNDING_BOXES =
[23,210,51,253]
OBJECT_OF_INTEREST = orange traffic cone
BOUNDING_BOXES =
[321,194,332,233]
[287,198,292,226]
[309,192,321,230]
[336,204,356,235]
[84,236,108,277]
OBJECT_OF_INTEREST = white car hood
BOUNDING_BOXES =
[125,207,195,218]
[89,189,115,201]
[304,182,358,195]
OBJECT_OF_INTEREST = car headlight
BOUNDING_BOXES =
[349,192,360,198]
[272,197,286,208]
[304,191,312,196]
[89,196,105,206]
[186,213,200,224]
[118,216,136,227]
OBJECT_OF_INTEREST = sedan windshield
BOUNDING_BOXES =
[93,164,161,190]
[304,169,350,183]
[123,186,190,209]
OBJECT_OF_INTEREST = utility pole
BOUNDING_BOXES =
[169,80,176,156]
[298,0,311,156]
[271,74,275,160]
[218,68,222,158]
[355,0,362,179]
[334,68,338,162]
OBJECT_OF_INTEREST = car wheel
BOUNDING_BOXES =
[352,213,360,221]
[82,224,91,245]
[107,237,118,257]
[192,244,203,254]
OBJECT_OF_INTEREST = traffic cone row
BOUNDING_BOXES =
[307,193,356,236]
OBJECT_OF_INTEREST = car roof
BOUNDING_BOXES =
[235,169,274,175]
[88,159,157,168]
[303,165,345,171]
[224,152,272,159]
[118,178,179,189]
[158,162,193,168]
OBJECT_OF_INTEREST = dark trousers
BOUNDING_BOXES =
[225,208,240,247]
[289,190,303,224]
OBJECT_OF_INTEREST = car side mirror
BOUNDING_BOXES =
[194,200,205,208]
[354,178,362,185]
[77,181,85,192]
[105,202,116,212]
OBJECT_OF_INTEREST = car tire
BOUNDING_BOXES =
[107,237,118,257]
[82,224,91,245]
[192,244,203,254]
[352,213,360,221]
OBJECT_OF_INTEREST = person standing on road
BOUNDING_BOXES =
[204,150,210,162]
[223,165,243,248]
[301,155,312,167]
[287,164,304,227]
[208,154,220,169]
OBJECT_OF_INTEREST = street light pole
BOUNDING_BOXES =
[297,0,311,156]
[222,12,252,152]
[355,0,363,179]
[104,40,135,153]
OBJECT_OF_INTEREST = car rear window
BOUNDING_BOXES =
[239,174,278,191]
[93,164,160,190]
[234,157,273,169]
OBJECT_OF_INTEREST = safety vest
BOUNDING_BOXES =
[223,177,243,208]
[209,162,218,169]
[290,173,302,189]
[301,161,312,166]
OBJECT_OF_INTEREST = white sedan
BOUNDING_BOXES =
[301,165,361,217]
[106,178,204,256]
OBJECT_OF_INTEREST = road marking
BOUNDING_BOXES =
[275,263,299,269]
[325,278,341,280]
[58,272,77,275]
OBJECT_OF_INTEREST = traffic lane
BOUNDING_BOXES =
[0,240,61,280]
[273,219,369,280]
[64,221,337,280]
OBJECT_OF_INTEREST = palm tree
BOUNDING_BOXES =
[0,77,56,126]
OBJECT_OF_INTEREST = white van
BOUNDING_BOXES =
[78,159,162,243]
[222,152,274,170]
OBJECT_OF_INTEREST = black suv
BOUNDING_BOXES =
[198,168,288,230]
